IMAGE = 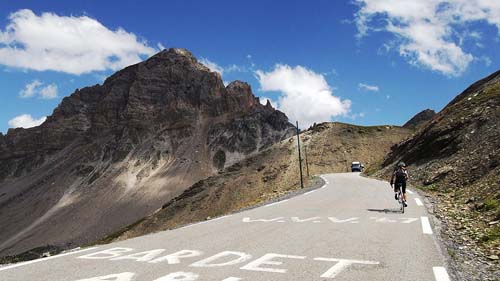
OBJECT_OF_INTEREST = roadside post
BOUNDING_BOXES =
[304,144,310,177]
[296,121,304,189]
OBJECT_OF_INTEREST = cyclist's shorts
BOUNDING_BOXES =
[394,182,406,194]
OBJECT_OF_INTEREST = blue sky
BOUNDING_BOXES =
[0,0,499,132]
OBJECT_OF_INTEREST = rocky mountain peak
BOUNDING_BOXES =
[0,48,295,257]
[403,109,436,128]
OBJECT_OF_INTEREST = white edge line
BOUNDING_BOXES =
[433,266,450,281]
[415,198,424,206]
[211,215,230,222]
[265,199,289,208]
[407,189,414,194]
[421,216,433,234]
[0,247,99,272]
[304,190,316,195]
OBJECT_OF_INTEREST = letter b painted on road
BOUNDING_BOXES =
[78,248,134,260]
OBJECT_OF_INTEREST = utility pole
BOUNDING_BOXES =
[296,121,304,189]
[304,144,310,177]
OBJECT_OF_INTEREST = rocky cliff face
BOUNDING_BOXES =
[0,48,294,257]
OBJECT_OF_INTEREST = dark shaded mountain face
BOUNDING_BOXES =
[0,48,295,257]
[403,109,436,129]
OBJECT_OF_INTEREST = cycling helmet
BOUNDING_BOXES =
[397,161,406,167]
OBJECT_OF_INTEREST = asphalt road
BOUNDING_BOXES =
[0,173,451,281]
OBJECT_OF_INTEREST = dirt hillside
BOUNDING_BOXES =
[108,122,413,241]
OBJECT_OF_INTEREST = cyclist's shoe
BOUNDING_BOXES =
[403,202,408,207]
[395,194,398,200]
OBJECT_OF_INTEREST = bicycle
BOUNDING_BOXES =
[394,183,405,213]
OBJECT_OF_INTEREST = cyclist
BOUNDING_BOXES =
[390,161,408,207]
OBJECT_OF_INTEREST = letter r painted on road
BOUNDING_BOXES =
[111,249,166,262]
[149,250,203,264]
[241,253,306,273]
[190,251,252,267]
[78,248,134,260]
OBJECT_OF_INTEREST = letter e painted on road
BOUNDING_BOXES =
[190,251,252,267]
[75,272,135,281]
[153,271,199,281]
[314,258,379,278]
[149,250,203,264]
[78,248,134,260]
[111,249,166,262]
[241,253,306,273]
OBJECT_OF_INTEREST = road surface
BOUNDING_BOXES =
[0,173,451,281]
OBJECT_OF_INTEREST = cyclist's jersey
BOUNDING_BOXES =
[390,167,408,185]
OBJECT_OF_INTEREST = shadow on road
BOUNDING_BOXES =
[367,208,403,214]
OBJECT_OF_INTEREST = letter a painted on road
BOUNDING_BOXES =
[153,271,199,281]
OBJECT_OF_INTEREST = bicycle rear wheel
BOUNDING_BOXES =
[398,189,405,213]
[401,195,405,213]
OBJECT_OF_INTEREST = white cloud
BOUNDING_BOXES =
[19,80,58,99]
[479,56,492,66]
[225,64,245,73]
[40,83,58,99]
[199,58,246,76]
[0,9,156,74]
[8,114,46,129]
[348,112,366,120]
[259,96,277,108]
[358,83,379,92]
[157,42,166,50]
[19,79,42,98]
[199,58,225,75]
[354,0,500,76]
[256,64,351,128]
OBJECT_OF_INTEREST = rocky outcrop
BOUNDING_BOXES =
[0,48,295,257]
[403,109,436,129]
